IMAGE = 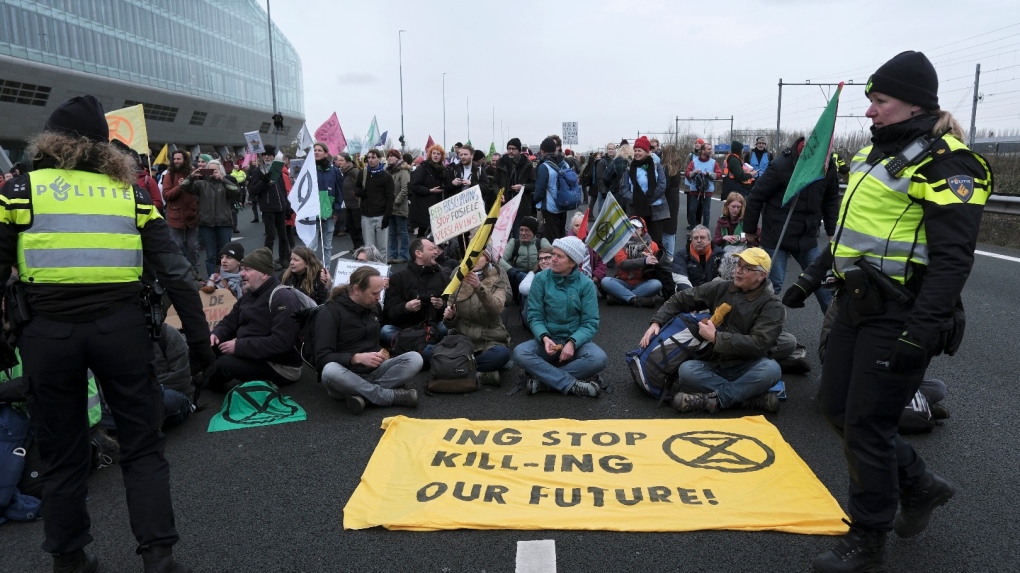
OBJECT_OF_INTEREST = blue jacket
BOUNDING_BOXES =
[316,161,344,216]
[533,154,567,214]
[526,267,599,347]
[620,153,669,221]
[748,149,772,178]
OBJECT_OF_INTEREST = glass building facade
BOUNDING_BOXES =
[0,0,303,118]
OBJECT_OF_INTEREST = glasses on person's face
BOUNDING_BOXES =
[507,146,518,152]
[735,262,763,273]
[539,256,553,262]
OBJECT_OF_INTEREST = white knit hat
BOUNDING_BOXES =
[552,237,588,267]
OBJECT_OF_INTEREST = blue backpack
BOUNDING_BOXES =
[546,161,582,211]
[626,312,710,402]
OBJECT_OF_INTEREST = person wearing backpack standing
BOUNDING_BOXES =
[206,248,305,392]
[621,136,669,252]
[533,137,570,241]
[314,266,421,414]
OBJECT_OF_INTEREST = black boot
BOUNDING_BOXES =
[894,472,955,538]
[390,389,418,408]
[812,521,887,573]
[53,550,98,573]
[141,545,191,573]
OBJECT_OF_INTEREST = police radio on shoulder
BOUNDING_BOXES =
[884,135,935,178]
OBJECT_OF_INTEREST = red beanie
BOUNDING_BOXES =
[387,149,401,159]
[634,136,651,153]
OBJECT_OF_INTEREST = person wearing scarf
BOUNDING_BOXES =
[621,136,669,251]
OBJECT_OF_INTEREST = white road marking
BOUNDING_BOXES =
[516,540,556,573]
[975,249,1020,263]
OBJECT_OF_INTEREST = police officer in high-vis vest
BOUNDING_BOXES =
[0,96,216,573]
[782,53,992,573]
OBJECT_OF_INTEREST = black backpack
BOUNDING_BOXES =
[294,302,340,369]
[427,334,478,393]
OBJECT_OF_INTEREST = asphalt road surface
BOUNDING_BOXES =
[6,197,1019,573]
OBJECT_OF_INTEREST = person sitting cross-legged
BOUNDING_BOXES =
[640,247,784,413]
[513,237,606,397]
[314,265,421,414]
[602,216,663,307]
[442,249,514,385]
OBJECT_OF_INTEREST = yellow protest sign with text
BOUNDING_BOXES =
[105,104,149,155]
[343,416,848,535]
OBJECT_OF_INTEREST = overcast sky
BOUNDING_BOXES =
[267,0,1020,152]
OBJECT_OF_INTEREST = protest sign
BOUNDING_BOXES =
[344,416,848,534]
[333,259,390,303]
[488,191,522,262]
[165,289,237,332]
[244,131,265,155]
[429,186,486,245]
[562,122,578,146]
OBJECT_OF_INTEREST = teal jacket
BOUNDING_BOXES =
[526,268,599,347]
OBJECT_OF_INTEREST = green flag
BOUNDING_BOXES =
[584,193,634,260]
[487,142,496,160]
[207,381,307,433]
[783,82,843,207]
[363,116,380,154]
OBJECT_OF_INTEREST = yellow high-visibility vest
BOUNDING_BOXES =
[15,169,159,284]
[832,135,991,284]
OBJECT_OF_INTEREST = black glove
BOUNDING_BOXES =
[888,335,928,373]
[380,215,390,230]
[188,341,216,377]
[782,283,809,308]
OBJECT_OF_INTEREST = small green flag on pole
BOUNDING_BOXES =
[487,142,496,160]
[783,82,843,207]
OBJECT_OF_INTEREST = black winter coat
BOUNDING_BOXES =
[356,167,395,218]
[249,167,290,213]
[409,161,446,229]
[495,154,536,217]
[744,139,840,253]
[672,247,724,290]
[312,294,383,374]
[211,276,303,367]
[383,262,450,328]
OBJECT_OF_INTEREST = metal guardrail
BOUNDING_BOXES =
[986,195,1020,215]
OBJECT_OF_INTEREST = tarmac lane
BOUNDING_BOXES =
[4,200,1019,572]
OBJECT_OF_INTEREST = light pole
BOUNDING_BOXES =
[442,73,447,151]
[266,0,280,149]
[398,30,405,152]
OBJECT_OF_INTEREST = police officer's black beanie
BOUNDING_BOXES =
[866,51,940,110]
[44,95,109,143]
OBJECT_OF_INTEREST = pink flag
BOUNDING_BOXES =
[314,112,348,156]
[425,135,435,151]
[242,151,256,167]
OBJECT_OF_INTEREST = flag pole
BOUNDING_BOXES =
[772,194,800,256]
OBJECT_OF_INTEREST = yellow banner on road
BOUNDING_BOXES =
[343,416,848,535]
[105,104,149,155]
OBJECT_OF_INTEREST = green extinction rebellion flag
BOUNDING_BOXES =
[783,82,843,207]
[585,193,634,261]
[208,381,307,433]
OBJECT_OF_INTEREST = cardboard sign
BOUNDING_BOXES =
[333,259,390,304]
[165,289,238,332]
[244,131,265,155]
[429,185,486,245]
[343,416,848,534]
[562,122,578,146]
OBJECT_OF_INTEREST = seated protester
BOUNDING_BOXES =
[513,237,606,398]
[314,266,421,414]
[204,242,244,299]
[498,216,550,302]
[642,247,783,414]
[568,212,586,237]
[281,246,330,305]
[714,192,756,249]
[152,323,195,430]
[581,246,607,294]
[206,248,304,391]
[603,217,662,307]
[381,237,449,347]
[519,246,555,330]
[672,224,723,291]
[442,249,513,385]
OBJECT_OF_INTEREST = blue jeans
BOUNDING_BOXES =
[387,215,410,261]
[600,277,662,302]
[766,245,832,313]
[677,358,782,409]
[662,233,676,257]
[686,193,712,230]
[513,339,607,393]
[200,225,233,276]
[476,345,512,372]
[321,353,424,405]
[161,387,192,430]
